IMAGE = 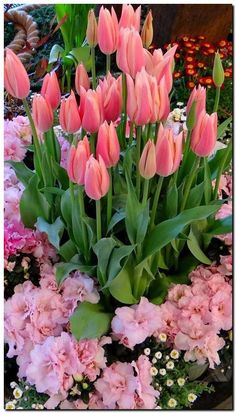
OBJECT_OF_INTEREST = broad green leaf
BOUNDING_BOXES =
[66,47,92,70]
[142,205,220,261]
[35,217,64,250]
[6,160,34,187]
[165,182,178,218]
[109,260,137,304]
[48,44,65,64]
[52,161,69,190]
[217,116,232,138]
[185,182,204,209]
[56,260,96,285]
[107,209,126,234]
[70,302,112,340]
[105,244,136,287]
[59,239,78,262]
[149,275,171,304]
[209,147,232,180]
[207,215,232,235]
[93,238,117,284]
[83,216,96,249]
[187,228,211,265]
[61,188,72,226]
[20,174,50,228]
[168,254,199,284]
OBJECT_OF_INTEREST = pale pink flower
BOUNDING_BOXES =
[12,115,32,144]
[210,290,232,331]
[75,338,107,381]
[132,355,159,409]
[183,333,225,369]
[218,255,232,276]
[62,272,99,310]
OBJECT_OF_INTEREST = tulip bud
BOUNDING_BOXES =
[99,73,122,122]
[75,64,90,94]
[84,155,110,200]
[186,100,197,131]
[86,9,98,47]
[97,7,119,55]
[191,111,218,157]
[32,94,53,133]
[80,87,103,133]
[213,52,225,87]
[156,124,183,176]
[4,48,30,99]
[41,71,61,110]
[141,10,153,48]
[119,4,141,31]
[126,68,152,125]
[186,85,206,120]
[139,139,156,179]
[67,136,91,185]
[117,28,145,78]
[96,121,120,168]
[59,90,81,133]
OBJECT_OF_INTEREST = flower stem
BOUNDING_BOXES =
[122,73,127,148]
[136,126,142,199]
[150,176,164,230]
[96,199,102,241]
[106,54,111,75]
[90,133,97,155]
[91,46,96,89]
[78,186,89,262]
[213,87,221,113]
[129,121,134,146]
[155,121,160,142]
[180,157,199,211]
[213,139,232,199]
[142,179,149,207]
[107,168,112,227]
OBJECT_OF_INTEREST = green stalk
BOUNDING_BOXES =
[180,157,199,211]
[107,168,112,227]
[78,186,89,262]
[96,199,102,241]
[142,179,149,207]
[136,126,142,199]
[90,133,97,155]
[66,68,71,93]
[213,87,221,113]
[106,54,111,75]
[122,73,127,148]
[155,121,160,142]
[213,139,232,199]
[69,180,75,204]
[150,176,164,230]
[91,46,96,89]
[128,121,134,146]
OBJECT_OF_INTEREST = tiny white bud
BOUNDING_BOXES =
[177,377,185,387]
[152,357,157,364]
[150,367,158,376]
[166,361,175,370]
[144,348,151,356]
[188,393,197,402]
[170,349,180,359]
[159,368,166,376]
[159,333,167,342]
[155,351,162,359]
[165,355,170,360]
[168,398,177,408]
[166,379,174,387]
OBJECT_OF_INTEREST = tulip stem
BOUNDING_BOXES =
[91,47,96,89]
[155,122,160,143]
[213,138,232,200]
[180,157,199,211]
[129,122,134,146]
[213,87,221,113]
[78,186,89,263]
[122,73,127,148]
[23,98,45,184]
[107,169,112,227]
[150,176,164,230]
[96,199,102,241]
[136,126,142,199]
[142,179,149,207]
[106,54,111,75]
[90,133,96,155]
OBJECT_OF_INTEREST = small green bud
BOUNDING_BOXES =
[213,52,224,87]
[82,382,89,390]
[186,100,197,131]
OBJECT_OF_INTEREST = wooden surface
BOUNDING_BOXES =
[214,396,233,410]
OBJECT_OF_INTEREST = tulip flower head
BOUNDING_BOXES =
[75,64,90,94]
[126,68,152,125]
[32,94,53,133]
[156,123,183,176]
[59,90,81,134]
[148,75,170,123]
[41,71,61,110]
[139,139,156,179]
[67,136,91,185]
[96,121,120,168]
[80,87,103,133]
[119,4,141,31]
[141,10,153,48]
[99,73,122,122]
[186,85,206,119]
[191,110,218,157]
[97,7,119,55]
[4,48,30,99]
[86,9,98,47]
[116,28,145,78]
[84,155,110,200]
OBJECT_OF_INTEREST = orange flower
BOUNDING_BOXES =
[224,71,231,78]
[175,53,181,59]
[185,63,195,69]
[218,39,227,48]
[182,36,189,42]
[190,37,196,42]
[202,42,211,48]
[187,50,195,55]
[186,80,195,89]
[186,68,197,76]
[186,56,194,62]
[185,42,193,48]
[173,71,182,79]
[199,76,213,86]
[198,35,205,40]
[219,52,226,59]
[197,62,205,68]
[207,47,216,54]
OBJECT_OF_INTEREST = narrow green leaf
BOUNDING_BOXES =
[105,244,136,287]
[93,238,117,283]
[187,228,211,265]
[6,160,34,187]
[107,209,126,234]
[56,260,96,285]
[109,260,137,304]
[217,116,232,139]
[59,239,77,262]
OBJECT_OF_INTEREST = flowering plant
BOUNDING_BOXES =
[4,4,232,410]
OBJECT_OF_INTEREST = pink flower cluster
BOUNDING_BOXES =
[4,116,31,161]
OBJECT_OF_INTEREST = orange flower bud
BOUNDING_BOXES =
[141,10,153,48]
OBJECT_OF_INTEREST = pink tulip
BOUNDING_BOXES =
[186,85,206,118]
[67,136,91,185]
[41,71,61,110]
[126,68,152,125]
[59,90,81,133]
[84,155,110,200]
[191,111,218,157]
[96,121,120,168]
[116,28,145,79]
[99,73,122,122]
[75,64,90,95]
[139,139,156,179]
[141,10,153,48]
[97,6,119,55]
[119,4,141,31]
[156,124,183,176]
[86,9,98,47]
[148,75,170,123]
[32,94,53,133]
[4,48,30,99]
[79,87,103,133]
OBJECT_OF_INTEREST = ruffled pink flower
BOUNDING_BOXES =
[4,133,26,161]
[183,333,225,369]
[12,115,32,144]
[75,338,108,381]
[132,355,159,409]
[216,201,232,220]
[61,272,99,312]
[218,255,232,276]
[210,290,232,331]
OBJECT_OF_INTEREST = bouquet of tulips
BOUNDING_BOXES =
[4,4,232,410]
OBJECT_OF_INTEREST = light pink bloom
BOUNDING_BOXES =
[117,28,145,78]
[210,290,232,331]
[132,355,159,409]
[119,4,141,31]
[75,338,107,381]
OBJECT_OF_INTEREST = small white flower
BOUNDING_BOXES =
[10,382,18,389]
[166,379,174,387]
[168,398,177,408]
[159,386,162,391]
[166,361,175,370]
[150,367,158,376]
[152,357,157,364]
[165,355,170,360]
[177,377,185,387]
[159,333,167,342]
[155,351,162,359]
[159,368,166,376]
[13,388,23,399]
[24,385,29,390]
[170,349,180,359]
[144,347,151,356]
[177,102,184,107]
[5,402,15,410]
[32,405,36,409]
[188,393,197,402]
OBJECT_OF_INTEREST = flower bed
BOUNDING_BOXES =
[4,4,232,410]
